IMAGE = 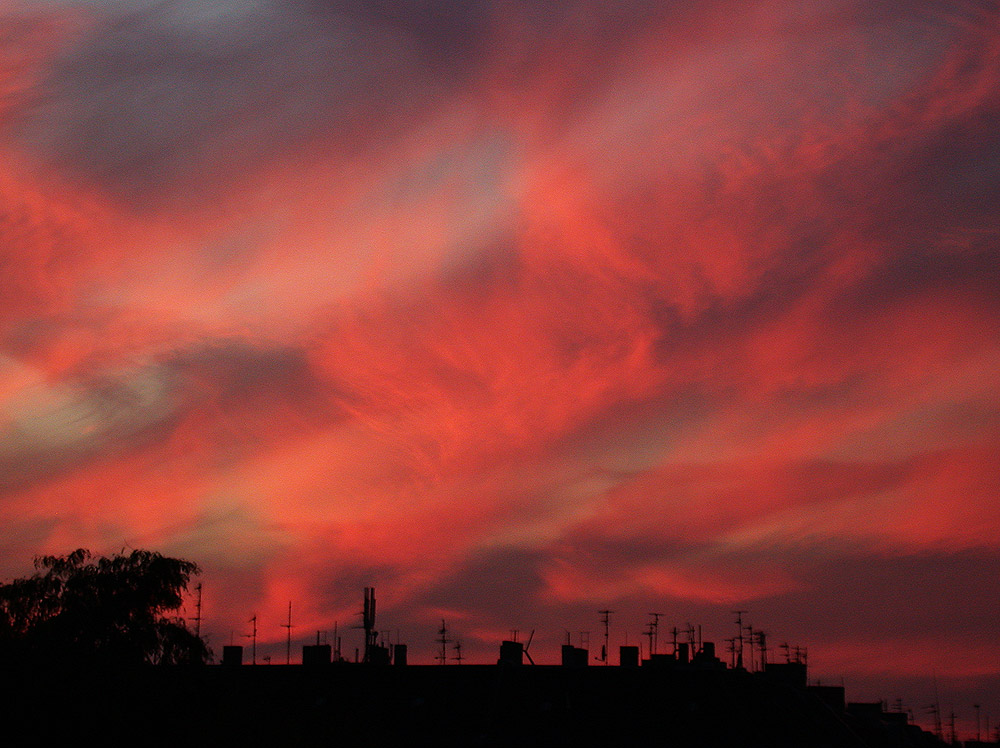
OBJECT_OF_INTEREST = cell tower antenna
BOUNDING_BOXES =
[281,601,294,665]
[244,615,257,665]
[437,620,451,665]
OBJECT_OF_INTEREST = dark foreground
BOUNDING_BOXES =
[0,663,946,748]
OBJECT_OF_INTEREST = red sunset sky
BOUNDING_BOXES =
[1,0,998,731]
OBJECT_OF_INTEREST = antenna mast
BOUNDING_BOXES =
[188,582,203,639]
[732,610,747,669]
[281,601,294,665]
[363,588,377,663]
[437,620,451,665]
[244,615,257,665]
[646,613,663,656]
[598,610,612,665]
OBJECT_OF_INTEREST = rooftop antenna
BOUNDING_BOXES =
[755,630,768,669]
[244,615,257,665]
[671,626,679,656]
[281,601,294,665]
[523,629,536,665]
[922,703,943,740]
[362,588,377,663]
[745,624,755,671]
[780,642,791,663]
[333,621,341,661]
[732,610,747,669]
[437,620,451,665]
[974,703,982,743]
[453,639,463,665]
[684,623,696,653]
[598,610,612,665]
[646,613,663,655]
[188,582,203,639]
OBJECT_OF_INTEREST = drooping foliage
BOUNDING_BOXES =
[0,549,210,665]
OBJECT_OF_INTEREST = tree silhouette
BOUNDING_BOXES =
[0,548,210,666]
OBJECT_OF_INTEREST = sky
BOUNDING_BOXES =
[1,0,998,731]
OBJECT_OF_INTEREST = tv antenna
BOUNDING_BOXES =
[281,601,294,665]
[362,588,377,663]
[646,613,663,655]
[188,582,203,639]
[684,623,696,653]
[244,615,258,665]
[523,629,536,665]
[732,610,747,669]
[437,620,451,665]
[755,630,768,669]
[598,610,612,665]
[453,639,464,665]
